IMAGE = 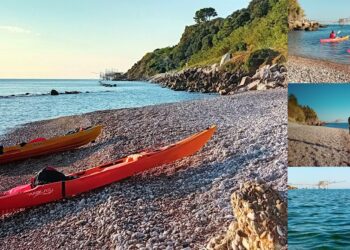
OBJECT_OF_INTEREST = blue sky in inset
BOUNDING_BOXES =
[288,84,350,122]
[289,167,350,189]
[0,0,249,78]
[299,0,350,23]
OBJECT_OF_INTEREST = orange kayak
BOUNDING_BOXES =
[0,126,102,164]
[0,126,216,215]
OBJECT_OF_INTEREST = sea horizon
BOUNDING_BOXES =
[0,79,211,135]
[324,122,348,130]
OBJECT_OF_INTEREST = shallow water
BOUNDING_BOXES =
[289,25,350,64]
[325,123,348,130]
[0,79,211,135]
[289,189,350,249]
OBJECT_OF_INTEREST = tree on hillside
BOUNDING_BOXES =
[194,8,218,24]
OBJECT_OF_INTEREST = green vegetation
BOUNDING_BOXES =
[288,94,319,123]
[127,0,288,79]
[288,0,304,24]
[194,8,218,24]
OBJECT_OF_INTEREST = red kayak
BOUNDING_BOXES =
[0,126,216,215]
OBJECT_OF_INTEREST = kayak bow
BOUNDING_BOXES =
[0,126,216,215]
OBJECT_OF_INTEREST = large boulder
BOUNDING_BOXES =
[246,49,280,74]
[239,76,251,87]
[207,181,287,250]
[247,80,260,91]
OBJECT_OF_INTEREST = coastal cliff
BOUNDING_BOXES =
[288,94,325,126]
[127,0,288,94]
[288,0,321,31]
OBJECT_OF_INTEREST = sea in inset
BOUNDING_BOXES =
[289,24,350,64]
[289,189,350,249]
[0,79,212,136]
[325,123,348,130]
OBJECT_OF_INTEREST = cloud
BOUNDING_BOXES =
[0,25,32,34]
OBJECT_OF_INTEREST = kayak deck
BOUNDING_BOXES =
[0,126,102,164]
[0,126,216,215]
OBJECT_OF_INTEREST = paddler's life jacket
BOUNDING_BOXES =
[330,32,336,39]
[31,167,73,187]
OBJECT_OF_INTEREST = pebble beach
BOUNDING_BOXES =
[288,55,350,83]
[288,123,350,166]
[0,89,287,249]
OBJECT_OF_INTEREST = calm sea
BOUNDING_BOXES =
[289,189,350,249]
[289,24,350,64]
[0,79,211,135]
[325,123,348,130]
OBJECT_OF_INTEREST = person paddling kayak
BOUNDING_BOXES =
[330,30,336,39]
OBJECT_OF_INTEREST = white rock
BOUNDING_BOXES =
[220,53,231,66]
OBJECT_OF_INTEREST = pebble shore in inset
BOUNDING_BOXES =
[288,56,350,83]
[288,123,350,166]
[0,89,287,249]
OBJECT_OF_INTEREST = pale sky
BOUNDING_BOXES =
[0,0,249,79]
[299,0,350,23]
[289,84,350,123]
[289,168,350,189]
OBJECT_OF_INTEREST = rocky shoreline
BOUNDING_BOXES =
[0,89,287,249]
[288,19,322,31]
[288,55,350,83]
[149,64,287,95]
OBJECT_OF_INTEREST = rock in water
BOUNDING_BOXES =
[50,89,59,96]
[64,91,81,94]
[207,181,287,250]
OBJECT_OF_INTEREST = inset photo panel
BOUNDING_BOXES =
[288,167,350,249]
[288,84,350,166]
[289,0,350,83]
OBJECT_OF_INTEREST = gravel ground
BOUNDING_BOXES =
[288,123,350,166]
[288,56,350,83]
[0,89,287,249]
